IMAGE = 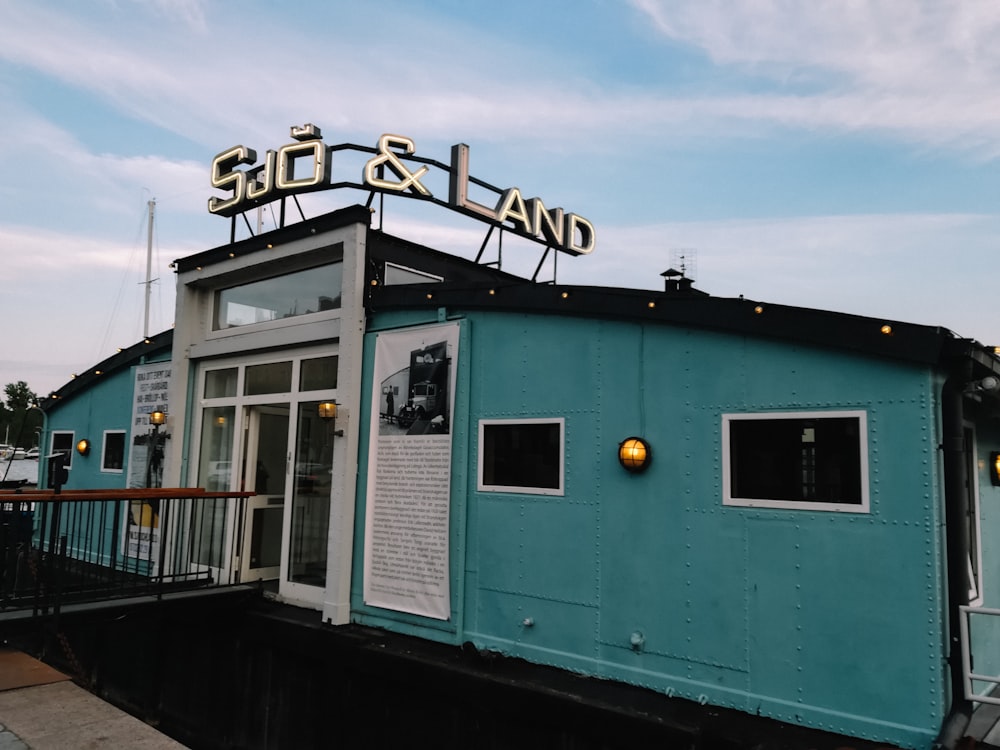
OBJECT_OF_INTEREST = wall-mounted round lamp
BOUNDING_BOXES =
[76,438,91,456]
[991,452,1000,487]
[149,409,166,426]
[318,401,338,420]
[618,437,651,473]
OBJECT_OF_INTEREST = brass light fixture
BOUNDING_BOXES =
[991,452,1000,487]
[76,438,91,456]
[318,401,343,437]
[147,409,166,489]
[618,437,651,473]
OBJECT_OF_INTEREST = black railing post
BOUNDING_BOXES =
[0,514,9,601]
[52,534,67,626]
[33,500,48,617]
[156,497,169,599]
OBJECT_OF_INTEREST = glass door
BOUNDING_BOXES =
[286,401,334,589]
[240,405,289,582]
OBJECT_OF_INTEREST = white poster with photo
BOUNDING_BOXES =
[124,362,172,559]
[363,322,459,620]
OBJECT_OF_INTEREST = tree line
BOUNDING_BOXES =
[0,381,42,448]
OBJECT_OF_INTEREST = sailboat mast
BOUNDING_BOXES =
[144,199,155,339]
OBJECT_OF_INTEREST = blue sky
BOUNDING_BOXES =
[1,0,999,397]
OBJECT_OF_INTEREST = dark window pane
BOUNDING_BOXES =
[103,432,125,471]
[300,356,338,392]
[205,368,238,398]
[245,362,292,396]
[51,432,74,469]
[482,422,561,491]
[729,417,862,504]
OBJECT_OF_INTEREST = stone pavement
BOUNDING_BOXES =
[0,649,186,749]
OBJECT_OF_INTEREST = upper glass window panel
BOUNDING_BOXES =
[204,368,238,398]
[299,356,338,392]
[213,262,342,331]
[245,361,292,396]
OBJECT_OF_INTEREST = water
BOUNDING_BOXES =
[0,458,40,485]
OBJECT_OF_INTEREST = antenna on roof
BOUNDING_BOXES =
[661,248,701,296]
[670,248,697,283]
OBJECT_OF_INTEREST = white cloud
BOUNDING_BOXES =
[6,0,1000,159]
[631,0,1000,156]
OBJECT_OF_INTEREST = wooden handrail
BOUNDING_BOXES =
[0,487,255,502]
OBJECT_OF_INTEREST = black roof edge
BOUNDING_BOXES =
[41,329,174,411]
[367,229,528,286]
[174,204,372,274]
[370,280,987,370]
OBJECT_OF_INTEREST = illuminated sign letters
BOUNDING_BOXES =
[208,125,595,255]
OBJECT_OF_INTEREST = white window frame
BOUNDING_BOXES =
[722,409,870,513]
[50,430,75,470]
[100,429,127,474]
[205,260,345,342]
[967,423,984,606]
[477,418,565,497]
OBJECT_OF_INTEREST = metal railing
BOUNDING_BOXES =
[959,604,1000,705]
[0,487,254,618]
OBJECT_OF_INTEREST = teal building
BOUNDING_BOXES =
[37,130,1000,749]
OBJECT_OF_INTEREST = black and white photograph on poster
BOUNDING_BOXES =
[123,362,172,560]
[377,339,451,436]
[364,322,459,620]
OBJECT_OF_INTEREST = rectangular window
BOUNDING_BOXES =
[723,410,869,512]
[212,262,342,331]
[244,361,292,395]
[384,262,443,286]
[50,431,75,470]
[299,355,338,391]
[101,430,126,473]
[204,368,238,398]
[478,418,564,496]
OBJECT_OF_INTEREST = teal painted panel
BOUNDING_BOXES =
[599,505,749,674]
[470,315,606,416]
[746,519,803,698]
[476,496,598,606]
[474,588,599,663]
[746,517,944,738]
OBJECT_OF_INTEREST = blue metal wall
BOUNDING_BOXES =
[353,309,949,749]
[40,354,170,567]
[44,365,141,491]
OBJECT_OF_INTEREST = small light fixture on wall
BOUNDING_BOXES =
[149,409,166,427]
[318,401,343,437]
[618,437,651,473]
[76,438,91,456]
[990,452,1000,487]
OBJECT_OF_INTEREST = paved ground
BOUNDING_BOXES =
[0,650,186,749]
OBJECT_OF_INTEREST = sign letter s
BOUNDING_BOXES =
[208,145,257,216]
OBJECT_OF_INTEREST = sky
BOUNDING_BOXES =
[1,0,999,398]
